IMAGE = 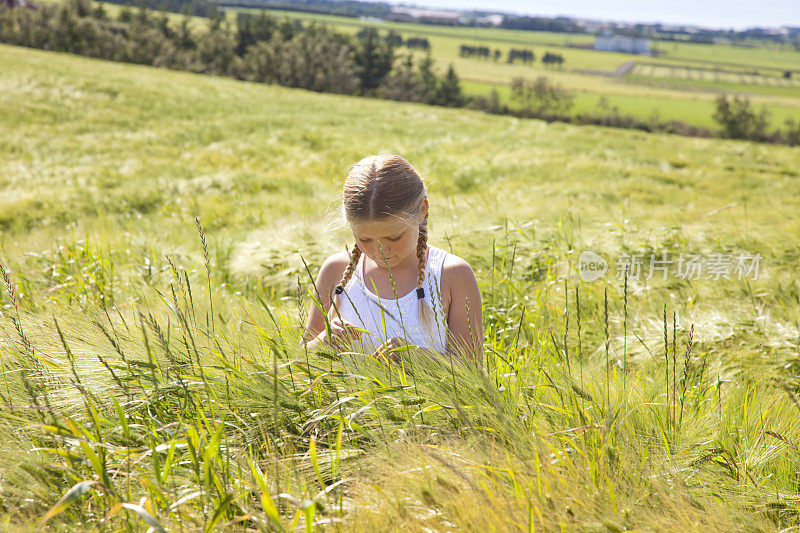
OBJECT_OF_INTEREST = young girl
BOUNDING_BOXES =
[302,153,483,364]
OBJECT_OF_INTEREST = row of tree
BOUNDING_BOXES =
[458,44,565,67]
[356,28,429,50]
[459,44,491,59]
[507,48,534,65]
[541,52,564,66]
[102,0,216,17]
[0,0,462,104]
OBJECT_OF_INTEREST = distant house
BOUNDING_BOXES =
[390,7,464,25]
[476,14,504,27]
[594,32,651,55]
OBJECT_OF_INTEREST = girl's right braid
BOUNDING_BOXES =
[334,243,361,297]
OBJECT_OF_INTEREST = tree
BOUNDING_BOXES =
[379,53,425,102]
[176,14,196,50]
[118,4,133,23]
[236,12,278,56]
[353,26,395,93]
[244,28,360,94]
[542,52,564,68]
[384,29,402,47]
[416,50,438,104]
[195,20,243,76]
[91,2,107,20]
[433,64,464,107]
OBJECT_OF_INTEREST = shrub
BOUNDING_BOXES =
[783,118,800,146]
[510,76,574,117]
[712,94,771,141]
[465,88,505,114]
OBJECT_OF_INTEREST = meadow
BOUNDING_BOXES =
[235,7,800,130]
[2,42,800,531]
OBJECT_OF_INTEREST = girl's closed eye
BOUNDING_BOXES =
[360,233,403,243]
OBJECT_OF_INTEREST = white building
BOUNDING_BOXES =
[476,14,504,26]
[594,33,651,55]
[391,7,464,25]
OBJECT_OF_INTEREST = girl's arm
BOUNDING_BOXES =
[301,252,350,346]
[443,257,484,367]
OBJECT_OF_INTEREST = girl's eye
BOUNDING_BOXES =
[359,234,401,243]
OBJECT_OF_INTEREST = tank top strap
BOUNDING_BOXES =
[426,244,448,276]
[423,244,448,303]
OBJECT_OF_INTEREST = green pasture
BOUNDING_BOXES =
[233,7,800,129]
[657,38,800,72]
[1,43,800,531]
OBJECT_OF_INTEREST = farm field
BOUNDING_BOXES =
[2,42,800,530]
[234,7,800,129]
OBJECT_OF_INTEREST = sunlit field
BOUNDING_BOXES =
[2,43,800,530]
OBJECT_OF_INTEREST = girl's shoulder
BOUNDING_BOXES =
[321,250,351,270]
[435,248,480,317]
[441,252,476,279]
[315,251,353,293]
[437,248,477,291]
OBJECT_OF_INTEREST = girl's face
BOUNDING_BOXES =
[350,201,427,271]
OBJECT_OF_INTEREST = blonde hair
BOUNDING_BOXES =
[331,153,439,347]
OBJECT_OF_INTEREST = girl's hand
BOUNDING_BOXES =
[371,336,410,364]
[305,317,362,352]
[326,317,363,349]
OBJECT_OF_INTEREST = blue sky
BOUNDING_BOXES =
[379,0,800,29]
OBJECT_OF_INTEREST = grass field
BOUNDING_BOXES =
[2,43,800,530]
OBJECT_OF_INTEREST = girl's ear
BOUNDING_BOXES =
[418,198,429,223]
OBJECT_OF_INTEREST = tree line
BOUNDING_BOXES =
[0,0,462,104]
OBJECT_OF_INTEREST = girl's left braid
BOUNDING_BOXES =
[415,211,437,344]
[415,212,429,300]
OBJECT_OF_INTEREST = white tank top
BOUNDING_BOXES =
[335,244,449,354]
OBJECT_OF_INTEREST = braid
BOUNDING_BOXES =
[334,243,361,297]
[415,212,438,348]
[330,243,361,323]
[415,212,429,295]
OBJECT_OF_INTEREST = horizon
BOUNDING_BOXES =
[367,0,800,30]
